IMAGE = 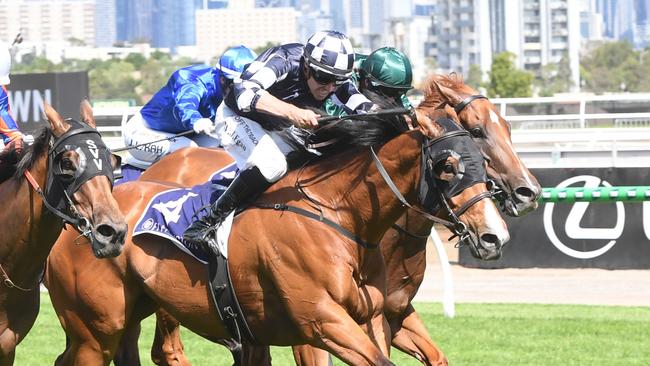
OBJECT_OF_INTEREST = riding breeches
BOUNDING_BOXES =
[122,111,221,169]
[215,103,293,183]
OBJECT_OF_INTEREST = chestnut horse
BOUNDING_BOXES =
[115,74,539,366]
[0,101,127,365]
[45,109,508,365]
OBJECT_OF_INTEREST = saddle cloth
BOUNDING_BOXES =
[132,163,237,262]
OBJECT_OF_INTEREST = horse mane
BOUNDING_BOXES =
[418,73,476,110]
[278,90,409,168]
[14,126,52,178]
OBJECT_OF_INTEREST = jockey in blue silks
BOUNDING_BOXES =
[0,40,30,168]
[122,45,257,169]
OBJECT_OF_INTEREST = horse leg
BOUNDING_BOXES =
[150,309,190,366]
[305,304,395,366]
[113,319,142,366]
[0,328,17,366]
[292,345,331,366]
[241,343,271,366]
[390,304,447,366]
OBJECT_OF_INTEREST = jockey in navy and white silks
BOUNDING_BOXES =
[122,45,257,169]
[183,30,375,246]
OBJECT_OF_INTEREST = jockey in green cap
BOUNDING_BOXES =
[324,46,413,116]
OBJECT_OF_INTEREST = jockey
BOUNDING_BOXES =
[0,41,25,161]
[184,30,374,244]
[122,45,257,169]
[324,46,414,117]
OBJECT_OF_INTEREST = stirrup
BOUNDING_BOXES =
[183,219,218,248]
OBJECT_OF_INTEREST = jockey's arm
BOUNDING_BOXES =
[254,91,319,129]
[232,51,320,129]
[171,74,209,131]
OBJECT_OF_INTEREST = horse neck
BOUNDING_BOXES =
[0,153,63,284]
[300,131,424,247]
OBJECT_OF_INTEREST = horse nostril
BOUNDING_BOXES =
[514,186,538,202]
[96,224,117,239]
[480,233,499,246]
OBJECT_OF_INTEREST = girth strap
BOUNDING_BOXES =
[253,203,379,250]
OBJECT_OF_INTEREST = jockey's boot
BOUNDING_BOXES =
[183,166,271,249]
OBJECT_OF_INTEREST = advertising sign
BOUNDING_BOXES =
[7,71,89,133]
[459,168,650,269]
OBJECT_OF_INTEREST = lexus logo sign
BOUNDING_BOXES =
[543,175,650,259]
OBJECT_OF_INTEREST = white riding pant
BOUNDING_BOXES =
[122,111,221,169]
[215,103,294,183]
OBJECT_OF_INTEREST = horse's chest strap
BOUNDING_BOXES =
[254,203,379,250]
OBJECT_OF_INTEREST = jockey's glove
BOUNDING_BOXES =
[192,118,215,135]
[22,134,34,145]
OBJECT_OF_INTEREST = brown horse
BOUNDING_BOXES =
[0,101,127,365]
[45,109,507,365]
[110,74,539,366]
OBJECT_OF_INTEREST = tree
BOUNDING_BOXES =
[487,52,534,98]
[466,64,483,90]
[581,40,639,93]
[536,53,573,96]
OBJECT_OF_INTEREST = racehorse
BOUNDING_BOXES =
[109,74,540,366]
[44,106,508,365]
[0,100,127,365]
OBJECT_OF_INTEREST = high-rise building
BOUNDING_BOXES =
[95,0,117,47]
[429,0,492,80]
[115,0,154,43]
[195,0,297,61]
[0,0,95,46]
[152,0,202,50]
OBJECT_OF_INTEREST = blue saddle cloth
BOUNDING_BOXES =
[132,163,237,263]
[115,164,145,186]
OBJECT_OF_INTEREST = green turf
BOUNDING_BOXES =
[16,295,650,365]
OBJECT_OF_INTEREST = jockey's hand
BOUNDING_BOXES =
[288,107,320,129]
[192,118,215,134]
[22,134,34,145]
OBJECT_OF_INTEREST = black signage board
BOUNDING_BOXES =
[7,71,89,133]
[459,167,650,269]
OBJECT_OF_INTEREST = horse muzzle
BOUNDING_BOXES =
[90,220,128,258]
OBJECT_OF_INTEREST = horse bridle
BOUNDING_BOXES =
[24,119,119,239]
[439,93,512,204]
[371,119,492,251]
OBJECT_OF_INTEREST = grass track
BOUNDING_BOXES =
[17,295,650,365]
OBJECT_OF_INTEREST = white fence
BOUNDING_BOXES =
[94,94,650,168]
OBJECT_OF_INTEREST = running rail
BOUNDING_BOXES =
[539,186,650,203]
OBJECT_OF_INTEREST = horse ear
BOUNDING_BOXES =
[80,99,96,128]
[44,102,67,135]
[434,77,463,106]
[415,109,444,139]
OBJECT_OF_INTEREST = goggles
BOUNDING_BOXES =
[309,66,348,86]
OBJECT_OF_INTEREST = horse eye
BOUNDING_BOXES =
[470,127,484,138]
[61,159,75,172]
[443,164,455,174]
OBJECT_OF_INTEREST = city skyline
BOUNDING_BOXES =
[0,0,648,89]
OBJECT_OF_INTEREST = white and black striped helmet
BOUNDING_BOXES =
[304,30,355,80]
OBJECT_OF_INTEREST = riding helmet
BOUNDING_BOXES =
[304,30,355,80]
[218,45,257,80]
[361,47,413,90]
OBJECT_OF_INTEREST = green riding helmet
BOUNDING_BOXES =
[360,46,413,90]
